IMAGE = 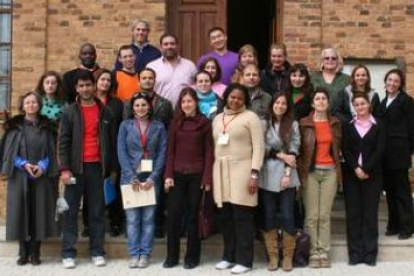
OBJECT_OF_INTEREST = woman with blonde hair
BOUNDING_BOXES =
[231,44,259,83]
[311,47,350,112]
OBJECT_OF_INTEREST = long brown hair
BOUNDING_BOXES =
[173,87,202,123]
[268,93,294,148]
[35,71,65,102]
[350,64,372,93]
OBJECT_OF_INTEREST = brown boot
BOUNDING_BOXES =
[282,232,296,272]
[262,229,279,271]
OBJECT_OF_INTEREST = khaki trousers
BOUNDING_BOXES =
[303,169,337,255]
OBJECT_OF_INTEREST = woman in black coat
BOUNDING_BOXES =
[379,69,414,240]
[0,92,59,265]
[342,93,385,266]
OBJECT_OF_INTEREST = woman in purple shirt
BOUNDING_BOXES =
[342,93,385,266]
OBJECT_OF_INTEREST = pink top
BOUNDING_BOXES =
[147,56,197,107]
[351,115,376,165]
[212,82,227,99]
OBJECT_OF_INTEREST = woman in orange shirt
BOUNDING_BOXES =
[298,88,342,269]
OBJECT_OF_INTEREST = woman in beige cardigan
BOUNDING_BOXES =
[212,83,265,274]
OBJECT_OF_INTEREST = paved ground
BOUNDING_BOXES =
[1,257,414,276]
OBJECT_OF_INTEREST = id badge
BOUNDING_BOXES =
[140,159,153,172]
[217,133,229,145]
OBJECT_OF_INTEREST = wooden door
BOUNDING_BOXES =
[167,0,227,62]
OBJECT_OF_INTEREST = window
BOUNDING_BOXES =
[0,0,12,111]
[343,59,399,100]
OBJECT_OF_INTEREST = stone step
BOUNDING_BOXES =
[1,226,413,262]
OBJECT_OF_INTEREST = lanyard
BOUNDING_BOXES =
[222,113,239,133]
[135,119,151,157]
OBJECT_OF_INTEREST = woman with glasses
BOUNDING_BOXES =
[117,93,167,268]
[311,47,351,113]
[0,92,59,266]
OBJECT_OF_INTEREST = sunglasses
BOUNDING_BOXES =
[324,56,337,61]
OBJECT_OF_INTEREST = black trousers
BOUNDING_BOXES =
[19,179,41,257]
[107,176,125,228]
[344,173,380,262]
[383,169,414,235]
[61,163,106,258]
[219,203,255,268]
[166,173,202,264]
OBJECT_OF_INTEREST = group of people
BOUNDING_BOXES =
[0,19,414,275]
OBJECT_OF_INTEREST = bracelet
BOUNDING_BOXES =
[251,174,259,179]
[284,167,292,177]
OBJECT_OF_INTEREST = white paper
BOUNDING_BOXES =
[121,184,156,209]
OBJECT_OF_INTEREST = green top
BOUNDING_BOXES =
[311,71,351,112]
[41,96,67,122]
[292,87,302,103]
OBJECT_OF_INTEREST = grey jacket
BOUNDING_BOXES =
[259,120,301,192]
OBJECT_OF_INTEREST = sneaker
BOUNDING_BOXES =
[308,254,321,268]
[215,260,234,270]
[62,258,76,269]
[230,264,251,274]
[91,256,106,267]
[320,253,331,268]
[128,257,139,269]
[138,255,149,268]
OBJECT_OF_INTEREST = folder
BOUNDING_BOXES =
[104,177,116,205]
[121,184,156,209]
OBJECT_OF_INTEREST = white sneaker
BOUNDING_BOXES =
[91,256,106,267]
[230,264,251,274]
[62,258,76,269]
[138,255,149,268]
[215,260,234,270]
[129,257,139,269]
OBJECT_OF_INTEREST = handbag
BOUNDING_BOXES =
[198,190,217,239]
[293,229,310,267]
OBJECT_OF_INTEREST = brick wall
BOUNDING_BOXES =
[283,0,414,96]
[11,0,165,114]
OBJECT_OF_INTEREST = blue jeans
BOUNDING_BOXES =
[126,205,156,257]
[259,188,296,235]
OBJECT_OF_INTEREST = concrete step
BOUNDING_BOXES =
[1,226,414,262]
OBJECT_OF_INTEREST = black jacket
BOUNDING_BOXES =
[58,97,117,176]
[379,91,414,169]
[260,61,291,95]
[342,118,385,176]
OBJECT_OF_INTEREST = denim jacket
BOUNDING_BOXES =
[117,118,167,185]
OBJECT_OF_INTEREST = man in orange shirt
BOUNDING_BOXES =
[116,45,140,102]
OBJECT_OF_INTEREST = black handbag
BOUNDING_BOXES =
[293,229,310,267]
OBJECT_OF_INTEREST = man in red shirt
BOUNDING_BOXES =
[58,71,117,269]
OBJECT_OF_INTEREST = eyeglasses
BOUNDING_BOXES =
[324,56,337,61]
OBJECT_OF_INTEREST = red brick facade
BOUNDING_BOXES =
[2,0,414,216]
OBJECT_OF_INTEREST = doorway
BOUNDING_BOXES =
[227,0,276,68]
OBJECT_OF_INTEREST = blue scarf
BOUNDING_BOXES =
[197,90,217,118]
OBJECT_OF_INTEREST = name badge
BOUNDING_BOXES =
[137,159,153,173]
[217,133,229,146]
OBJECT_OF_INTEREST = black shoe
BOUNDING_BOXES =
[398,233,412,240]
[17,256,29,266]
[163,260,178,268]
[30,256,41,265]
[81,227,90,237]
[385,229,398,236]
[109,225,121,237]
[363,255,376,266]
[183,262,198,269]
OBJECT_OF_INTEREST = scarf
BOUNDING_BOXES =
[197,90,217,118]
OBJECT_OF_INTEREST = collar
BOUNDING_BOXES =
[132,41,149,49]
[161,55,181,63]
[224,106,246,115]
[351,114,377,125]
